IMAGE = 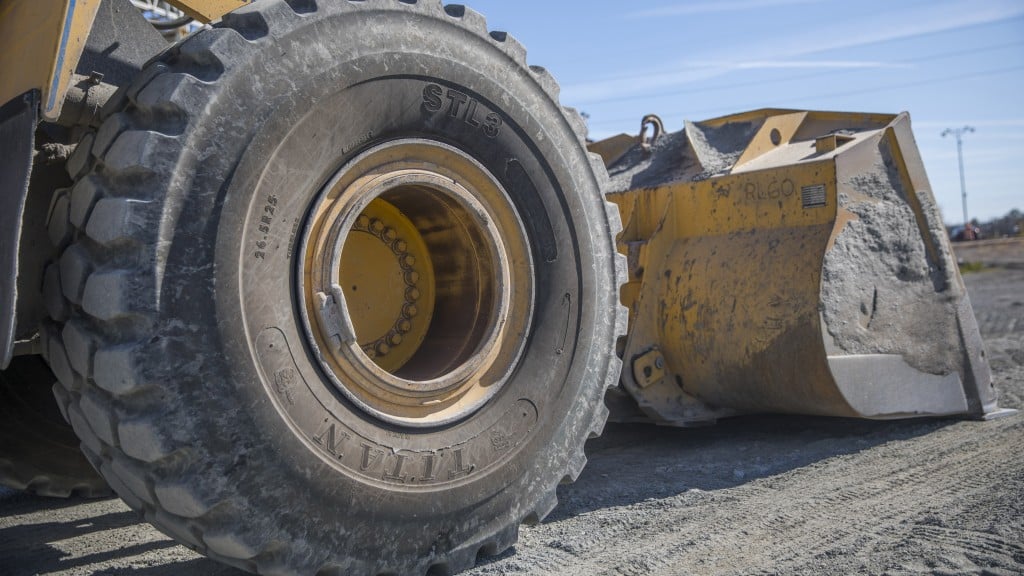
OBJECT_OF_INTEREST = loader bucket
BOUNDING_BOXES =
[602,109,1002,426]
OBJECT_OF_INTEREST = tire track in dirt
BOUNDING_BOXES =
[965,268,1024,338]
[468,408,1023,576]
[462,264,1024,576]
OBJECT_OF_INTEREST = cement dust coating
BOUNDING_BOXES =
[821,158,962,377]
[2,247,1023,575]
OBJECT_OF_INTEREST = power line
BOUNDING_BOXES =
[783,65,1024,107]
[587,64,1024,129]
[576,39,1024,108]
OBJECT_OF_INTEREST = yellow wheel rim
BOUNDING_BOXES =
[299,139,533,427]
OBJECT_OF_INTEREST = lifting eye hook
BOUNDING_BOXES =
[640,114,664,154]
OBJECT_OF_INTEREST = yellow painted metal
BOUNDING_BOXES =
[339,198,437,374]
[732,111,806,168]
[0,0,101,120]
[631,348,666,390]
[607,109,996,425]
[611,155,846,421]
[588,133,639,168]
[166,0,249,23]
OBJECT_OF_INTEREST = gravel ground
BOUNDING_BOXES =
[2,242,1022,576]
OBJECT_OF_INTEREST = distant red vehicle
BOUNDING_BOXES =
[951,225,984,241]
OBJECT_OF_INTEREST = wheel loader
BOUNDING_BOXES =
[0,1,1012,574]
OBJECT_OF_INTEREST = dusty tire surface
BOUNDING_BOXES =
[0,356,109,498]
[35,1,625,575]
[3,249,1022,575]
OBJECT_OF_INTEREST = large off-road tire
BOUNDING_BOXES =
[0,355,110,497]
[45,1,626,574]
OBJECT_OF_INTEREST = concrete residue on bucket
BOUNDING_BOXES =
[820,142,961,377]
[606,119,762,192]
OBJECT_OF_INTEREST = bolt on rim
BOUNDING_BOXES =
[298,139,534,427]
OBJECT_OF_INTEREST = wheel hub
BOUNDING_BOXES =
[339,199,435,372]
[298,139,533,427]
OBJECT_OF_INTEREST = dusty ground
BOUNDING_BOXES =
[2,241,1022,575]
[950,237,1024,271]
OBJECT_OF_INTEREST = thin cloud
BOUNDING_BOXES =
[562,67,723,105]
[914,119,1024,129]
[628,0,824,19]
[774,2,1024,61]
[731,60,910,70]
[564,1,1024,104]
[563,60,907,103]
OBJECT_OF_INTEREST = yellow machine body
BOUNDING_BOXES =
[0,0,245,121]
[601,109,999,426]
[0,0,102,121]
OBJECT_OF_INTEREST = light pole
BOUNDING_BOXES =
[941,126,975,236]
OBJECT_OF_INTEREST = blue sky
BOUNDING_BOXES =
[468,0,1024,224]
